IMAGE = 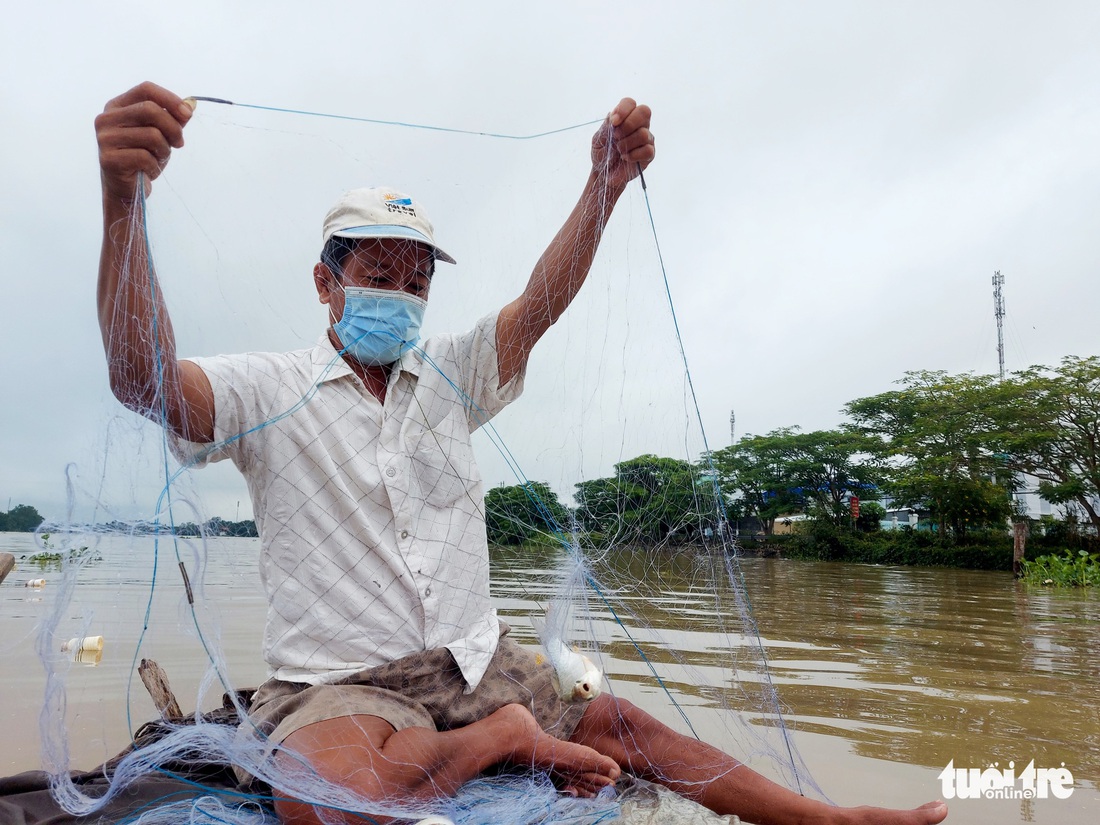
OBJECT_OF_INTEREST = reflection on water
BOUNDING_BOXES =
[741,560,1100,776]
[2,533,1098,823]
[492,544,1100,823]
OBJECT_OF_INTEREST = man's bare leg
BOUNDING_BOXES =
[272,703,620,825]
[571,695,948,825]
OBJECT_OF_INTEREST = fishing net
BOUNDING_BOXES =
[27,96,825,824]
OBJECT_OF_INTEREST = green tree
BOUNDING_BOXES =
[618,454,716,544]
[785,429,884,525]
[574,455,717,545]
[485,482,570,545]
[997,356,1100,533]
[205,516,229,536]
[857,501,886,532]
[0,504,45,533]
[846,371,1014,538]
[711,428,882,533]
[573,477,622,537]
[711,429,804,535]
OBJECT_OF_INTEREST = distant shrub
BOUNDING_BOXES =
[772,520,1013,570]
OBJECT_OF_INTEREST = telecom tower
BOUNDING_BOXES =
[730,410,736,445]
[992,271,1005,380]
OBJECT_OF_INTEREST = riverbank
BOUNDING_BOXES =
[738,529,1015,569]
[517,524,1095,575]
[735,522,1100,579]
[739,525,1100,585]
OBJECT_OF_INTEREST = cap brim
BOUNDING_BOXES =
[332,224,457,265]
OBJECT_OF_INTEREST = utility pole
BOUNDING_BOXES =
[994,270,1025,535]
[992,271,1006,380]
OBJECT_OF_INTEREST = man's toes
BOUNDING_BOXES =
[917,800,948,823]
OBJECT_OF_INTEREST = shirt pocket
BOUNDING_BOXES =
[407,408,479,509]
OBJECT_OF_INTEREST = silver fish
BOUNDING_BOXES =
[533,613,603,702]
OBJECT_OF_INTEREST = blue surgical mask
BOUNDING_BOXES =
[332,286,427,366]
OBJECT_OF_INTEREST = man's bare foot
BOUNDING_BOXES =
[828,800,948,825]
[496,704,621,796]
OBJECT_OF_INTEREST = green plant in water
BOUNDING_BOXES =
[27,533,101,569]
[1021,548,1100,587]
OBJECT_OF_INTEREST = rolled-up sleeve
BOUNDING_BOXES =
[166,354,273,471]
[454,312,526,431]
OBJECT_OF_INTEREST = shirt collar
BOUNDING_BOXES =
[310,332,423,385]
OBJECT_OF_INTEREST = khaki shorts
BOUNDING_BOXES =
[241,624,588,781]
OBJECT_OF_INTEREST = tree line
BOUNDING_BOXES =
[0,509,257,538]
[486,356,1100,548]
[0,504,44,533]
[96,517,258,537]
[7,357,1097,553]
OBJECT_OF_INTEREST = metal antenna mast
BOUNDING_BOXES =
[730,410,736,445]
[992,271,1006,379]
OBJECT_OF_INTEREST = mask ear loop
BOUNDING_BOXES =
[322,263,346,328]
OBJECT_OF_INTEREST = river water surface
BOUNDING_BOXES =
[1,532,1097,823]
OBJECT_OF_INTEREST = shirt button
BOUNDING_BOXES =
[425,587,432,597]
[400,530,409,539]
[386,467,396,477]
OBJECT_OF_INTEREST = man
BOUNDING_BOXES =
[96,82,948,825]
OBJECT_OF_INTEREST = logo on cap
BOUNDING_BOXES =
[384,193,416,217]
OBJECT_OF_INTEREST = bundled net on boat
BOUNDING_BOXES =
[31,97,824,824]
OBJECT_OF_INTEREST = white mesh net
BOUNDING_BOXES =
[30,92,844,825]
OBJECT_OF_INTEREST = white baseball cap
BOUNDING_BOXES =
[321,187,456,265]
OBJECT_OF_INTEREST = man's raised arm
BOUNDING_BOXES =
[96,82,215,443]
[495,98,655,387]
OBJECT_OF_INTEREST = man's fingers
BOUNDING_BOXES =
[606,100,654,165]
[615,102,652,136]
[98,128,175,190]
[100,124,175,164]
[575,770,617,786]
[625,141,656,166]
[107,81,193,126]
[614,127,654,159]
[101,148,168,185]
[607,97,637,128]
[561,771,617,797]
[98,100,188,149]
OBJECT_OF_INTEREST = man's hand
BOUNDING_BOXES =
[590,97,655,192]
[95,81,194,202]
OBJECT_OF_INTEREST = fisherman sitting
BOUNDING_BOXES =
[96,81,949,825]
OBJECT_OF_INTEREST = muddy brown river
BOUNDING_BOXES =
[1,533,1096,823]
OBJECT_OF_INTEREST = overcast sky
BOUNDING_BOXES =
[3,1,1098,524]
